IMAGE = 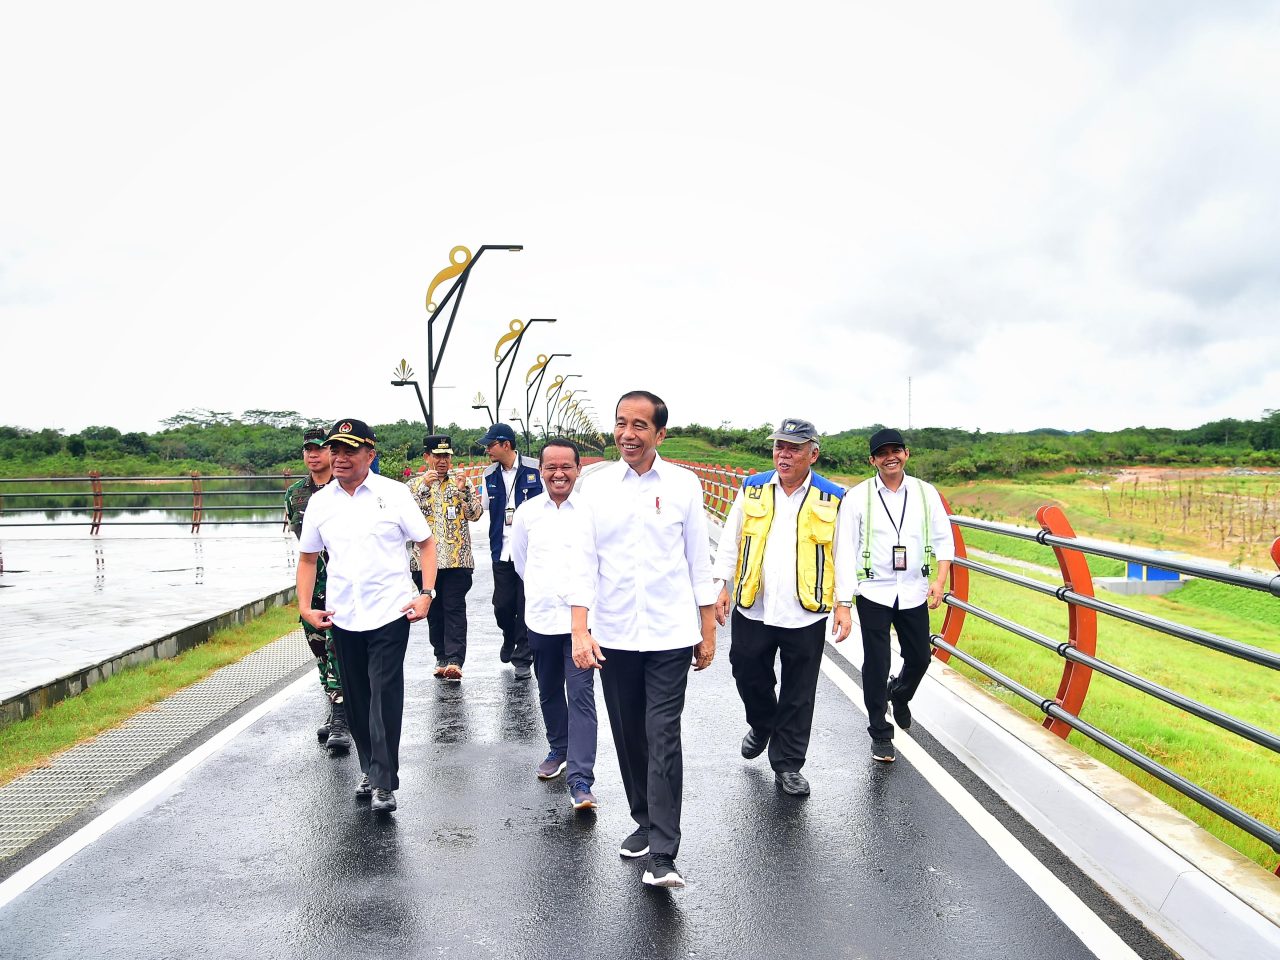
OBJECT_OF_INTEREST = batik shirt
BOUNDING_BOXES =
[407,472,484,571]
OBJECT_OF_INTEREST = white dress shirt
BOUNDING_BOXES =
[712,470,849,628]
[299,470,431,632]
[509,490,595,635]
[835,473,954,610]
[580,454,718,652]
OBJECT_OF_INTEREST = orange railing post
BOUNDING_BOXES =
[89,471,104,534]
[191,472,203,534]
[1036,504,1098,740]
[935,494,969,663]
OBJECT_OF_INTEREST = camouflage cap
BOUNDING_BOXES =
[302,428,327,448]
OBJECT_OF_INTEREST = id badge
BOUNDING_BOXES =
[446,504,457,521]
[505,505,515,527]
[892,545,908,571]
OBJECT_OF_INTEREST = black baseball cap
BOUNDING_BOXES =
[302,428,327,448]
[478,423,517,446]
[326,419,377,448]
[869,428,906,455]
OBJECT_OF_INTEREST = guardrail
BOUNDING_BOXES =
[0,457,610,534]
[680,459,1280,874]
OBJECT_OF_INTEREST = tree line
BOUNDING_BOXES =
[3,408,1279,481]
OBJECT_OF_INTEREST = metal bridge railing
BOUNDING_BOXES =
[940,503,1280,875]
[677,458,1280,874]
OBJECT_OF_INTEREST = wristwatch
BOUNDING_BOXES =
[421,588,437,599]
[836,600,853,608]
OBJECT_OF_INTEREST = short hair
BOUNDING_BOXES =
[539,436,581,466]
[615,390,669,430]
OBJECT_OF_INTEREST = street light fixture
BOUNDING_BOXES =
[525,352,572,441]
[390,359,430,425]
[492,318,555,422]
[545,374,581,434]
[423,243,522,432]
[471,390,495,427]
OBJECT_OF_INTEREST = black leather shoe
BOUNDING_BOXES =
[740,729,769,759]
[775,771,810,796]
[889,676,912,730]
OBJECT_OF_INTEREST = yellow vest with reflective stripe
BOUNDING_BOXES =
[732,471,844,613]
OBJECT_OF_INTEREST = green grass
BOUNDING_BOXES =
[958,526,1128,578]
[657,436,772,471]
[934,559,1280,870]
[0,604,302,786]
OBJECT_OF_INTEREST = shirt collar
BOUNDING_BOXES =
[874,473,909,494]
[772,469,812,497]
[623,449,665,482]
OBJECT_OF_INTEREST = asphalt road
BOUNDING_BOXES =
[0,552,1173,960]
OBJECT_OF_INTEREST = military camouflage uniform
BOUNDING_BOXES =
[286,475,343,702]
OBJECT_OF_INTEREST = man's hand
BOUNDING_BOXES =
[692,608,716,671]
[831,605,852,642]
[572,626,605,670]
[301,607,335,631]
[402,594,432,621]
[927,580,947,610]
[714,584,732,626]
[422,468,442,486]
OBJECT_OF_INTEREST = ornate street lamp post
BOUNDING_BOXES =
[524,353,572,441]
[492,318,555,422]
[423,243,522,432]
[390,359,430,424]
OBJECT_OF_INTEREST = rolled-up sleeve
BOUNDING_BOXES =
[927,484,955,563]
[710,488,745,583]
[834,493,859,600]
[682,472,719,607]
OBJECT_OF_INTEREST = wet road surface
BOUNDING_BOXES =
[0,552,1171,960]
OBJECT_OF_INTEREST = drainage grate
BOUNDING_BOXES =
[0,629,312,860]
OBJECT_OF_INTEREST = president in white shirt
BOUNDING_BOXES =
[579,390,717,890]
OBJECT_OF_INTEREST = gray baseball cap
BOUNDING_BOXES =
[767,418,820,444]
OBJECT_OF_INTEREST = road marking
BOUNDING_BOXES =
[820,657,1141,960]
[0,673,313,910]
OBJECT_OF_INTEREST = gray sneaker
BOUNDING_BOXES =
[371,788,397,813]
[355,773,373,800]
[536,752,567,780]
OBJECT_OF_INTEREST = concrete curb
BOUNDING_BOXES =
[0,586,297,729]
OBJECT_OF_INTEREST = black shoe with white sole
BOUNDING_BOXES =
[643,853,685,888]
[618,828,650,859]
[872,739,896,763]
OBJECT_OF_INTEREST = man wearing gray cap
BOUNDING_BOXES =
[834,428,954,763]
[712,418,852,797]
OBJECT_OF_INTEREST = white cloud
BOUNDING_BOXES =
[1,2,1277,437]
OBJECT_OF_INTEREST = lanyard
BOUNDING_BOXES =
[877,485,908,544]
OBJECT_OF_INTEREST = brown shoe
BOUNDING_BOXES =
[433,663,448,679]
[443,664,463,682]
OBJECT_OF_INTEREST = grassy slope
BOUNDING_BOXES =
[0,605,303,786]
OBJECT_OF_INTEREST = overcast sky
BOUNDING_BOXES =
[2,2,1278,437]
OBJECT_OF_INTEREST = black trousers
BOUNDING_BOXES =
[492,560,533,667]
[415,567,473,666]
[599,646,692,859]
[856,595,932,741]
[331,616,410,791]
[728,610,826,773]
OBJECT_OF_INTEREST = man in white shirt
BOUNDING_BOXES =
[712,418,852,798]
[478,422,543,679]
[509,437,598,810]
[297,419,435,814]
[834,428,954,764]
[579,390,718,890]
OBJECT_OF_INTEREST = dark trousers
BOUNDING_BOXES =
[728,610,825,773]
[528,629,598,788]
[599,646,692,858]
[856,595,932,741]
[414,567,473,666]
[492,560,533,667]
[331,616,410,791]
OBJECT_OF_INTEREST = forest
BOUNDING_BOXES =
[2,407,1279,481]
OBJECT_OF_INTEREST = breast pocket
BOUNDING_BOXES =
[807,500,838,545]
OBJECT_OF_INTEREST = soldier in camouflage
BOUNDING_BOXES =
[285,427,352,755]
